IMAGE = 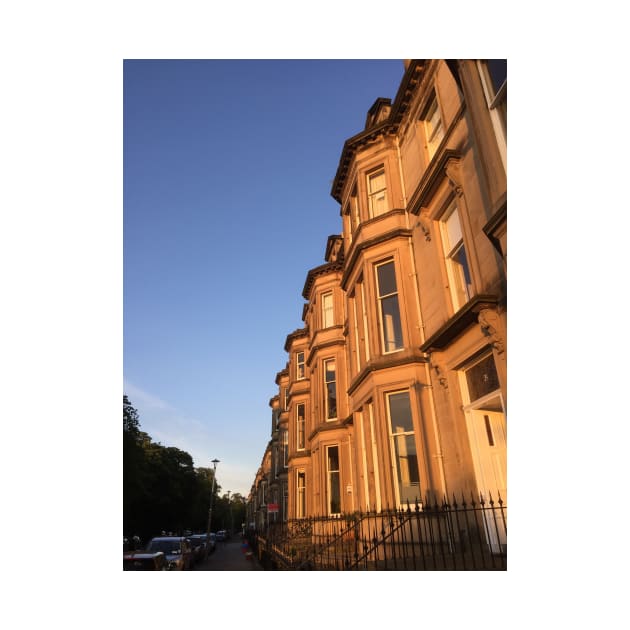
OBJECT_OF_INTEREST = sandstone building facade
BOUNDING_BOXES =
[249,59,507,546]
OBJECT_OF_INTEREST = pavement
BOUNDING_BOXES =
[193,538,263,571]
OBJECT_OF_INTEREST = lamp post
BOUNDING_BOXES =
[205,458,220,559]
[226,490,230,533]
[226,490,233,536]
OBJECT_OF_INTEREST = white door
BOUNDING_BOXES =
[469,409,507,553]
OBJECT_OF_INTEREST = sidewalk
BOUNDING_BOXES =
[193,538,263,571]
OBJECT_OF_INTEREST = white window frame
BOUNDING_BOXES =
[296,402,306,451]
[296,351,305,380]
[322,291,334,328]
[367,167,388,218]
[323,358,337,421]
[386,390,421,507]
[422,92,444,161]
[440,201,473,312]
[375,259,404,353]
[326,444,341,516]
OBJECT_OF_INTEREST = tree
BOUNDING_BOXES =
[123,394,222,540]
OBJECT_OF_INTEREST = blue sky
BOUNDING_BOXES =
[124,60,406,496]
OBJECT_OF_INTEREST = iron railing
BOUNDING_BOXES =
[255,492,506,570]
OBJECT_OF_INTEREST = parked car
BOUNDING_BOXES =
[187,535,206,563]
[123,551,167,571]
[145,536,194,570]
[207,533,216,553]
[216,530,227,542]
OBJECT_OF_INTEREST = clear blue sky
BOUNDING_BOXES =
[123,59,406,497]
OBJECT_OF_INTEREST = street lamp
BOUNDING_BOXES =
[205,458,220,559]
[226,490,233,536]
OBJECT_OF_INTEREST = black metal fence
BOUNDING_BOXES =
[255,492,506,570]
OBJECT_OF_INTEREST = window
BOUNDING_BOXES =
[297,471,306,518]
[296,351,305,380]
[375,260,403,353]
[350,184,360,230]
[283,483,288,522]
[322,291,334,328]
[367,168,388,217]
[478,59,507,169]
[283,388,289,411]
[324,358,337,420]
[441,202,473,311]
[465,353,500,402]
[326,445,341,515]
[282,429,288,468]
[422,93,444,161]
[296,403,305,450]
[386,391,421,505]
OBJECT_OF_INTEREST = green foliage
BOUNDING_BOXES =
[123,395,219,542]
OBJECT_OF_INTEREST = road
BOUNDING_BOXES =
[193,538,263,571]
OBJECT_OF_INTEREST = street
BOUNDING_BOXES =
[194,538,263,571]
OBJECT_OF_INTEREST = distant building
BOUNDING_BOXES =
[249,59,506,551]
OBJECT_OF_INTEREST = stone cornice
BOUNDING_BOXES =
[289,449,311,462]
[274,367,288,385]
[308,420,349,441]
[301,260,344,300]
[420,295,499,352]
[341,225,412,290]
[284,327,309,352]
[347,350,428,396]
[331,60,427,203]
[306,333,345,367]
[408,149,462,214]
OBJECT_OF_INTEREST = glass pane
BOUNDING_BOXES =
[325,359,335,382]
[377,261,397,296]
[444,208,462,250]
[388,391,413,433]
[327,382,337,418]
[429,106,441,136]
[369,170,385,193]
[371,190,387,216]
[393,434,421,503]
[329,471,341,513]
[465,354,500,402]
[450,243,472,307]
[381,295,403,351]
[327,446,339,471]
[487,59,507,94]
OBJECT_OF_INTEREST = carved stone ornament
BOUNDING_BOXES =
[416,214,431,241]
[432,363,449,389]
[478,308,505,354]
[445,159,464,197]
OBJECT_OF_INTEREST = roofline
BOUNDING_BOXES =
[330,60,427,203]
